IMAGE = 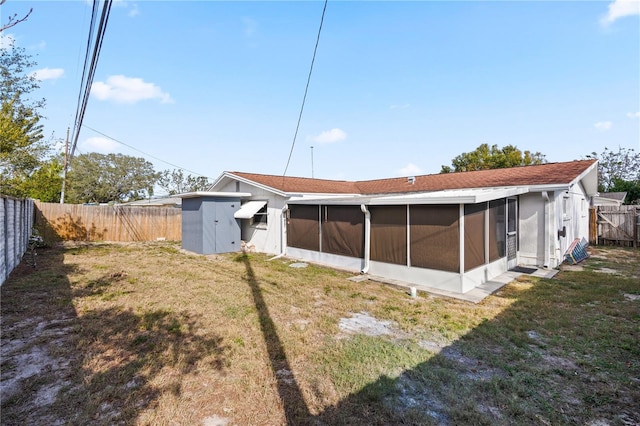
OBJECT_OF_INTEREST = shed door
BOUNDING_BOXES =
[214,200,240,253]
[507,198,518,269]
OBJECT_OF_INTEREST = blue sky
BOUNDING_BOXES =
[3,0,639,190]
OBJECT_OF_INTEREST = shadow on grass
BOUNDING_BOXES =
[0,244,227,426]
[312,268,640,425]
[239,253,311,424]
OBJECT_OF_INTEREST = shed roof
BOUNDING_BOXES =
[226,160,597,196]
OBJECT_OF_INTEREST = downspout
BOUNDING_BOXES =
[361,204,371,274]
[542,191,550,268]
[268,204,288,261]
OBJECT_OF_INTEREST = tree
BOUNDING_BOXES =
[586,147,640,193]
[440,143,547,173]
[609,178,640,205]
[157,169,210,195]
[19,157,63,202]
[0,1,33,33]
[66,153,160,204]
[0,39,49,197]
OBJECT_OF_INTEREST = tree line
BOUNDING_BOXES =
[2,38,638,205]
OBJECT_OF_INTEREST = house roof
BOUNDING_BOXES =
[123,197,181,207]
[227,160,598,196]
[596,192,627,202]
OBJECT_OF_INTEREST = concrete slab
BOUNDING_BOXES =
[354,267,559,304]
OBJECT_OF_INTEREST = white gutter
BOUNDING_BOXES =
[269,204,289,261]
[361,204,371,274]
[172,191,252,199]
[542,191,550,268]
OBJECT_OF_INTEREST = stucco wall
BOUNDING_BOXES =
[554,186,589,265]
[217,180,287,255]
[519,193,546,267]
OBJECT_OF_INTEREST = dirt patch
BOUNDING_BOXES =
[0,315,76,424]
[440,347,505,381]
[338,311,403,338]
[388,374,450,424]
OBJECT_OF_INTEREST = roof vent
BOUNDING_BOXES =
[408,176,415,184]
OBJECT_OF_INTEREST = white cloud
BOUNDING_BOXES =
[313,128,347,144]
[111,0,139,17]
[397,163,424,176]
[594,121,613,131]
[242,17,258,37]
[128,3,140,17]
[0,33,16,48]
[600,0,640,26]
[627,111,640,119]
[32,40,47,50]
[29,67,64,81]
[82,136,120,153]
[91,75,173,104]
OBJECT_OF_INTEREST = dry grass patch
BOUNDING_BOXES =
[1,242,638,425]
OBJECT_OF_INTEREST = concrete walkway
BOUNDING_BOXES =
[351,267,559,304]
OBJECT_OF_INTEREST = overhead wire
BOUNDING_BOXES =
[282,0,328,178]
[82,125,209,178]
[69,0,113,159]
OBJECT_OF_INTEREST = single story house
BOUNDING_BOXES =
[175,159,598,295]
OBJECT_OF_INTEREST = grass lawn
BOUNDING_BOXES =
[1,242,638,425]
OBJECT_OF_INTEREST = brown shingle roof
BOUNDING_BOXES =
[229,160,596,196]
[229,172,361,194]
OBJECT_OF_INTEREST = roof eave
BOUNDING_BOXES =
[172,191,252,199]
[216,172,291,198]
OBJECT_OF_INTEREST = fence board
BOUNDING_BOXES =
[1,196,34,285]
[35,202,182,243]
[594,205,639,247]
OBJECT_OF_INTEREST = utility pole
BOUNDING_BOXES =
[310,145,314,178]
[59,127,69,204]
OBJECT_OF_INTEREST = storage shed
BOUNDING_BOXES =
[177,192,250,254]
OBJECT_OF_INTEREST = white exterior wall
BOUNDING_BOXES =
[553,186,589,266]
[286,247,364,272]
[369,261,463,293]
[462,257,508,293]
[217,180,288,255]
[518,193,546,267]
[517,188,589,269]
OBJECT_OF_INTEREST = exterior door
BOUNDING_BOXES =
[506,198,518,269]
[213,199,240,253]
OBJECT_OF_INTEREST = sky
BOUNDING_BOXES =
[2,0,639,192]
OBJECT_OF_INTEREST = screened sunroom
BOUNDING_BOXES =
[285,187,528,294]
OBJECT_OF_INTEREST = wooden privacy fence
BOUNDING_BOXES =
[35,201,181,243]
[590,205,640,247]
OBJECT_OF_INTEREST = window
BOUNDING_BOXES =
[252,203,268,225]
[464,203,486,271]
[563,195,570,221]
[489,199,505,261]
[234,200,268,225]
[409,205,460,273]
[287,205,320,251]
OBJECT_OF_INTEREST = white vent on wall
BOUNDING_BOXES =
[408,176,415,184]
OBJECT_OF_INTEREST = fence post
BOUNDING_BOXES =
[589,207,597,245]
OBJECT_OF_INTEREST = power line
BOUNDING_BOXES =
[282,0,328,177]
[82,125,209,177]
[69,0,113,159]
